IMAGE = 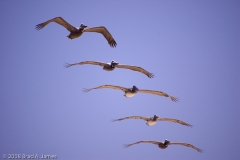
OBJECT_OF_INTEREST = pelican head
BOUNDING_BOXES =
[153,115,159,119]
[132,85,139,92]
[111,60,119,64]
[164,139,170,145]
[110,60,119,68]
[80,23,88,29]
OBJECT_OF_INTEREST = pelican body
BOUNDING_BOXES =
[65,60,154,78]
[124,139,203,153]
[158,139,170,149]
[35,17,117,47]
[102,60,119,71]
[146,115,159,126]
[67,24,87,39]
[83,85,178,102]
[112,115,192,127]
[123,86,139,98]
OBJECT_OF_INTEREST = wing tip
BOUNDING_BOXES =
[123,144,130,148]
[188,124,194,128]
[198,149,204,153]
[82,88,91,93]
[111,119,117,122]
[149,73,155,78]
[170,96,179,102]
[64,63,71,68]
[109,40,117,48]
[35,24,43,30]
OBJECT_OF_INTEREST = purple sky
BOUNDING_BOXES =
[0,0,239,160]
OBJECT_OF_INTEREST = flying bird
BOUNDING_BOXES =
[83,85,178,102]
[65,60,154,78]
[35,17,117,47]
[124,139,203,153]
[112,115,192,127]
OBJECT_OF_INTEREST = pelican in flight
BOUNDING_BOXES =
[65,60,154,78]
[112,115,192,127]
[35,17,117,47]
[83,85,178,102]
[124,139,203,153]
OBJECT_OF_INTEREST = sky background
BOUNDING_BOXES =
[0,0,239,160]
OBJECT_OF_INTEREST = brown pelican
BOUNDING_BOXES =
[83,85,178,102]
[35,17,117,47]
[65,60,154,78]
[124,139,203,153]
[112,115,192,127]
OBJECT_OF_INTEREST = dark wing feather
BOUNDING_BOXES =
[112,116,150,122]
[83,85,130,93]
[64,61,106,68]
[35,17,77,32]
[138,89,179,102]
[116,64,154,78]
[83,26,117,47]
[157,118,193,127]
[124,140,160,148]
[169,142,203,153]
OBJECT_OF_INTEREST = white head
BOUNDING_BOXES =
[80,23,87,29]
[111,60,119,64]
[110,60,119,68]
[164,139,170,145]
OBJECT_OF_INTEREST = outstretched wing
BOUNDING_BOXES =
[169,142,203,153]
[124,140,160,148]
[138,89,179,102]
[35,17,78,32]
[83,26,117,47]
[157,118,193,127]
[64,61,106,68]
[116,64,154,78]
[112,116,150,122]
[83,85,130,93]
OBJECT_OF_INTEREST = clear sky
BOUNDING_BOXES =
[0,0,239,160]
